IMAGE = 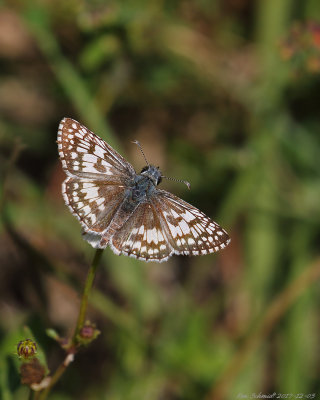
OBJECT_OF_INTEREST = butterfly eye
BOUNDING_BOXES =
[157,176,162,185]
[140,166,149,173]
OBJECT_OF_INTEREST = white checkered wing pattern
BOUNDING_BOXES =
[156,190,230,256]
[110,200,173,262]
[62,178,126,232]
[57,118,135,180]
[110,190,230,262]
[58,118,134,232]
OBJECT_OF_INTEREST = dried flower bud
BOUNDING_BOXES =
[17,339,37,360]
[20,358,45,386]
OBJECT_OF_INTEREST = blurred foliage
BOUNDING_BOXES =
[1,0,320,399]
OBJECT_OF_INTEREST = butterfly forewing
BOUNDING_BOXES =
[154,190,230,256]
[58,118,135,179]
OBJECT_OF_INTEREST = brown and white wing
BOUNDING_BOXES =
[57,117,135,180]
[110,190,230,262]
[154,190,230,256]
[58,118,134,247]
[62,178,125,236]
[110,201,174,262]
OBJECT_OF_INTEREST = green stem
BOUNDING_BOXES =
[38,354,73,400]
[38,249,103,400]
[73,249,104,344]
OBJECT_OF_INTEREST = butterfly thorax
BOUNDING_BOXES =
[140,165,162,186]
[125,165,162,205]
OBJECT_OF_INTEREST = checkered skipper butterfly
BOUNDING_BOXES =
[57,118,230,262]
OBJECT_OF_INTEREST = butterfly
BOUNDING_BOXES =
[57,118,230,262]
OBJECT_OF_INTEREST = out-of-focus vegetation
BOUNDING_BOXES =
[1,1,320,399]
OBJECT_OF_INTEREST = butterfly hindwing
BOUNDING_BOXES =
[62,178,126,232]
[110,201,174,262]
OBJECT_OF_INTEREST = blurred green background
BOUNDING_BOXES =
[1,0,320,399]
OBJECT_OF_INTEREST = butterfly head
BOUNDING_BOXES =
[140,165,162,186]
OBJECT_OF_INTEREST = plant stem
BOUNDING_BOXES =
[38,354,74,400]
[38,249,103,400]
[72,249,104,344]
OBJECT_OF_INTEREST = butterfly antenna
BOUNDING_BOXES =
[161,175,191,190]
[132,140,150,166]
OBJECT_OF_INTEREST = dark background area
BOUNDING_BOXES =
[1,1,320,399]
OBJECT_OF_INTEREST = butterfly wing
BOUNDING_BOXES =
[110,190,230,262]
[155,190,230,256]
[62,178,126,233]
[58,118,135,237]
[58,118,135,180]
[110,200,174,262]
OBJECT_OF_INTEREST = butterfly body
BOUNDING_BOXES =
[58,118,230,262]
[129,165,161,202]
